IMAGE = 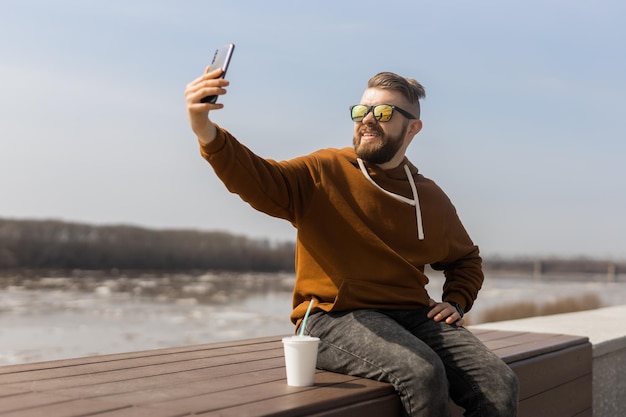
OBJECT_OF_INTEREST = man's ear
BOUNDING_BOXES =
[408,119,423,136]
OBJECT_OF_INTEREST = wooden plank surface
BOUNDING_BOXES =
[512,343,592,400]
[517,374,593,417]
[0,330,591,417]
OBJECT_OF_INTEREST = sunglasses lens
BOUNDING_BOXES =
[350,104,395,122]
[350,105,369,121]
[373,105,393,122]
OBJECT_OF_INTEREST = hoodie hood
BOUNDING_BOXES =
[357,157,425,240]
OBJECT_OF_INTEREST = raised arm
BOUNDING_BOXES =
[184,67,230,145]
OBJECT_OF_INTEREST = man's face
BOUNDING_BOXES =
[353,88,415,166]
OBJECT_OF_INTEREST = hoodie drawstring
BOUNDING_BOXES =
[357,158,425,240]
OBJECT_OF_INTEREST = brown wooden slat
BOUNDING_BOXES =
[474,331,589,363]
[482,331,558,348]
[517,374,592,417]
[488,334,589,363]
[0,336,283,375]
[78,405,190,417]
[196,373,397,417]
[0,392,69,414]
[6,351,284,395]
[212,393,402,417]
[47,357,285,399]
[482,331,583,350]
[305,395,402,417]
[130,371,362,415]
[572,407,593,417]
[0,346,284,387]
[511,343,592,400]
[0,399,146,417]
[84,367,289,406]
[0,330,592,417]
[0,386,31,397]
[0,342,282,383]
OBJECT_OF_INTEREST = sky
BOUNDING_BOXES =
[1,0,625,259]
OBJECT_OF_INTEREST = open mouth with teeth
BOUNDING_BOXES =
[360,127,384,142]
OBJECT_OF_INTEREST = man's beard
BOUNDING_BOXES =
[353,122,408,164]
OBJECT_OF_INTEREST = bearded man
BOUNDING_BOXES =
[185,69,519,417]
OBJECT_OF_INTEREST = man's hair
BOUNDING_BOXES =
[367,72,425,118]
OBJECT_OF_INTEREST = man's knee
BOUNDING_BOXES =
[500,366,520,412]
[487,364,519,417]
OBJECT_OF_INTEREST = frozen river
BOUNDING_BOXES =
[1,271,625,365]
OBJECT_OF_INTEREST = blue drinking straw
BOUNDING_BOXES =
[298,298,316,336]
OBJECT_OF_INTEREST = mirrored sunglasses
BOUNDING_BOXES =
[349,104,417,122]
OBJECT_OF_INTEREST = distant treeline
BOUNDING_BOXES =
[0,218,295,272]
[0,218,623,275]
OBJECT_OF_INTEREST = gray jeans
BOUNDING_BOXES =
[304,308,519,417]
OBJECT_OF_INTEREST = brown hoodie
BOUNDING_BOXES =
[200,127,483,326]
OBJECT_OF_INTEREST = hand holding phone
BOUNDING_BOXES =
[201,43,235,104]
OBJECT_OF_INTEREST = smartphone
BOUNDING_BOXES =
[201,43,235,104]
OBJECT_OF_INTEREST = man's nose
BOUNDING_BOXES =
[361,109,377,124]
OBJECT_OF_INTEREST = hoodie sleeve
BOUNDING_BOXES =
[198,125,315,224]
[430,204,484,313]
[433,246,483,313]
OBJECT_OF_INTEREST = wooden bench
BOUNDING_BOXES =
[0,329,592,417]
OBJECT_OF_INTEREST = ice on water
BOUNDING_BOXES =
[1,272,625,365]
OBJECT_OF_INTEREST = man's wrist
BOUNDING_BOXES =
[449,302,464,318]
[197,123,217,145]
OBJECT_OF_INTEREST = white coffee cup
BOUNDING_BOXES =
[282,335,320,386]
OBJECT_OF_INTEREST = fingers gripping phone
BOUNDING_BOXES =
[201,43,235,104]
